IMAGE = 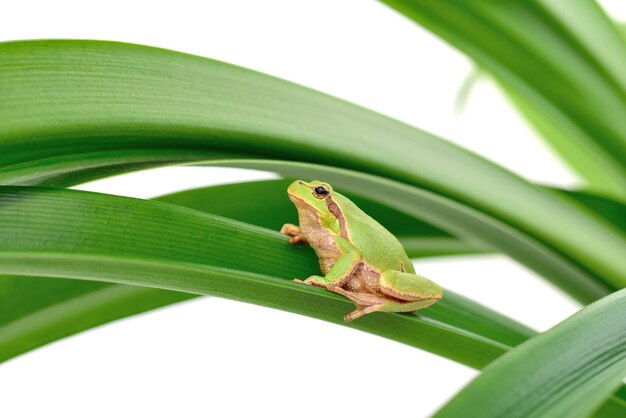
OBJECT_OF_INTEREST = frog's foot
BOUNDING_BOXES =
[293,275,326,287]
[327,285,387,322]
[344,304,383,322]
[280,223,307,244]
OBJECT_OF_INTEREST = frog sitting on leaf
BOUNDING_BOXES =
[281,180,443,322]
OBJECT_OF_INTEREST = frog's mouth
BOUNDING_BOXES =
[287,192,308,206]
[287,192,324,215]
[287,181,312,202]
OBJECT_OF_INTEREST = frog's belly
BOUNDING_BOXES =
[342,263,382,295]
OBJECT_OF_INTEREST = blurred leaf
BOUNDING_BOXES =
[553,188,626,232]
[381,0,626,199]
[159,178,626,246]
[454,68,483,113]
[0,187,535,367]
[501,79,623,197]
[435,289,626,418]
[0,276,194,363]
[211,159,626,302]
[593,386,626,418]
[1,40,625,303]
[456,68,624,195]
[156,178,489,258]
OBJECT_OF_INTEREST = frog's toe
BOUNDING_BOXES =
[293,275,326,287]
[343,304,383,322]
[280,223,299,235]
[288,235,307,244]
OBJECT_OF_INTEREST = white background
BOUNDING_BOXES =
[1,1,625,417]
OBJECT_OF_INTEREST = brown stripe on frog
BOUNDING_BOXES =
[326,197,349,239]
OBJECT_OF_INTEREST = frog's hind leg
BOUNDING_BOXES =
[344,304,385,322]
[379,270,443,306]
[326,285,386,322]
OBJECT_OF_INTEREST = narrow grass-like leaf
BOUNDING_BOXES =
[0,276,193,363]
[156,178,488,258]
[1,40,625,303]
[209,159,624,301]
[1,184,623,413]
[434,289,626,418]
[457,68,626,195]
[0,179,484,362]
[381,0,626,199]
[500,79,621,195]
[558,188,626,232]
[4,178,625,364]
[0,186,537,367]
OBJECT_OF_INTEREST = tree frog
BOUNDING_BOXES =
[281,180,443,322]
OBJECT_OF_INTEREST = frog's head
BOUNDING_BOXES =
[287,180,335,215]
[287,180,342,235]
[287,180,347,238]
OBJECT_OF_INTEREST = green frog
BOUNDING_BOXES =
[281,180,443,321]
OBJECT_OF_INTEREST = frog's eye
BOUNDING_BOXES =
[313,185,330,198]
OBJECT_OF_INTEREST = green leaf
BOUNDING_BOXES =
[0,276,193,363]
[594,387,626,418]
[0,178,484,362]
[156,178,489,258]
[0,186,536,367]
[500,78,623,197]
[1,182,622,413]
[213,159,626,301]
[558,188,626,232]
[455,66,626,198]
[158,178,626,252]
[4,178,626,364]
[381,0,626,200]
[434,289,626,418]
[1,40,625,303]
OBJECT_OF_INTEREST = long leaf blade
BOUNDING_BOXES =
[380,0,626,198]
[0,186,534,367]
[155,178,488,258]
[4,178,625,365]
[209,159,621,301]
[1,184,623,413]
[0,277,193,363]
[435,289,626,418]
[0,178,484,362]
[1,40,625,302]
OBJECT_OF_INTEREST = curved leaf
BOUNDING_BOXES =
[156,178,488,258]
[559,189,626,232]
[4,178,626,365]
[0,276,193,363]
[0,178,484,362]
[159,178,626,255]
[434,289,626,418]
[0,186,534,367]
[1,182,623,413]
[381,0,626,199]
[210,159,623,302]
[1,40,625,303]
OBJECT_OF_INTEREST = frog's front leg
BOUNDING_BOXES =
[324,286,387,322]
[294,236,360,288]
[280,223,307,244]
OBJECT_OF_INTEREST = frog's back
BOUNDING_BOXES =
[333,193,414,273]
